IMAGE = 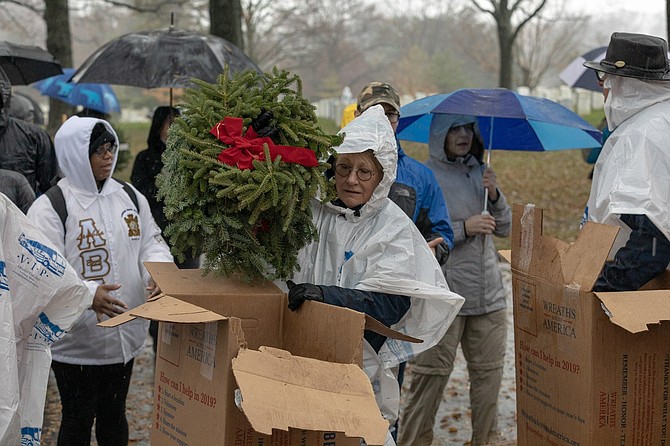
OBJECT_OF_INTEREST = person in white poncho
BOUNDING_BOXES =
[583,32,670,291]
[284,105,465,444]
[0,194,118,445]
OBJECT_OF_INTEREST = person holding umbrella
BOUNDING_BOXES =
[0,67,59,195]
[583,32,670,291]
[398,114,511,446]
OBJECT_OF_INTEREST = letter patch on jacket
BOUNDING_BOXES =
[77,218,110,280]
[124,211,141,238]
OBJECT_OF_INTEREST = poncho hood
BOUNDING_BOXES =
[329,105,397,219]
[605,75,670,130]
[588,89,670,245]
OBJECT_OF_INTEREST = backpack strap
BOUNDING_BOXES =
[44,185,67,229]
[113,178,139,211]
[44,179,140,238]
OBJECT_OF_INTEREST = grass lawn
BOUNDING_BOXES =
[115,110,604,251]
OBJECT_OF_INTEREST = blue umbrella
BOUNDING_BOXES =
[397,89,601,151]
[397,88,602,208]
[32,68,120,114]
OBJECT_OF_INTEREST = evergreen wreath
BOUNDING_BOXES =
[157,67,342,281]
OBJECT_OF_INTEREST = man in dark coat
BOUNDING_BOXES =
[0,67,59,195]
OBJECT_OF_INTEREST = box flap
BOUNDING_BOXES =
[641,269,670,290]
[498,249,511,263]
[364,315,422,343]
[97,294,226,327]
[232,346,389,446]
[561,221,619,291]
[145,262,281,297]
[596,290,670,333]
[511,204,618,290]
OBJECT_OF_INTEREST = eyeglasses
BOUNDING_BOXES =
[92,141,118,157]
[335,164,378,181]
[596,70,606,82]
[386,112,400,124]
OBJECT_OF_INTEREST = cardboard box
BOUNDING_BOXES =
[510,204,670,446]
[101,262,411,446]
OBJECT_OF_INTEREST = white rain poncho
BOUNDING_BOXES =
[0,194,93,445]
[286,105,465,437]
[586,75,670,250]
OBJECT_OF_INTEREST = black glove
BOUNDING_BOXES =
[286,280,324,311]
[249,108,279,138]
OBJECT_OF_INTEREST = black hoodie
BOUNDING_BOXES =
[0,67,59,194]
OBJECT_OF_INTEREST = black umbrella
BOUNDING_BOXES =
[0,41,63,85]
[71,27,262,90]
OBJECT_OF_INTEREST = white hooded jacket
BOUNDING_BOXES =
[288,106,465,429]
[28,116,173,365]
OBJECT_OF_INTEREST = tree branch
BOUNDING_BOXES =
[472,0,495,15]
[511,0,548,40]
[0,0,42,14]
[99,0,185,13]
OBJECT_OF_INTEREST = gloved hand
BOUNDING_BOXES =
[249,108,279,138]
[286,280,324,311]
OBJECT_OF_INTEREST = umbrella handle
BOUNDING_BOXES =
[483,117,494,213]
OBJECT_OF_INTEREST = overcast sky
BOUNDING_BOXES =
[567,0,664,14]
[569,0,665,14]
[560,0,667,45]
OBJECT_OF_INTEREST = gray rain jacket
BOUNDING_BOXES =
[425,114,511,316]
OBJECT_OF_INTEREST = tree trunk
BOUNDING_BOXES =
[497,10,514,88]
[209,0,244,50]
[44,0,74,136]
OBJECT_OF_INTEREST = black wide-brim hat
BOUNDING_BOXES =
[584,32,670,81]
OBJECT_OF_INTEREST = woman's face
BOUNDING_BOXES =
[444,123,474,158]
[159,114,176,143]
[334,152,382,208]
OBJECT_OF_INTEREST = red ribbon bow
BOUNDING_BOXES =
[210,117,318,170]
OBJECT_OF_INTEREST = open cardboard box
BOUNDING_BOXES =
[509,204,670,446]
[101,262,418,446]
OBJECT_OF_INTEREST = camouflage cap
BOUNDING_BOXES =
[357,82,400,114]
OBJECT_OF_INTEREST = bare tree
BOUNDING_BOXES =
[514,6,588,88]
[210,0,243,48]
[472,0,548,88]
[240,0,297,70]
[44,0,73,133]
[257,0,387,99]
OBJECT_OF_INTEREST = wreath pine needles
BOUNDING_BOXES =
[157,68,342,281]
